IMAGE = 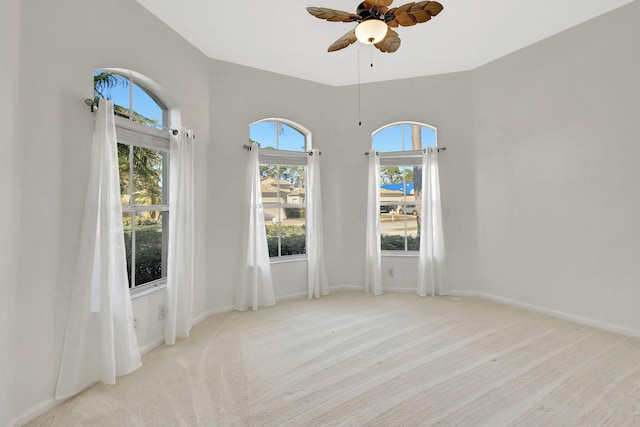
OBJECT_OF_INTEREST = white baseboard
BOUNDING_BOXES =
[276,291,308,303]
[382,287,416,294]
[448,289,480,298]
[330,284,363,292]
[476,291,640,339]
[13,335,167,426]
[12,397,58,427]
[448,289,640,339]
[139,337,165,356]
[191,305,234,325]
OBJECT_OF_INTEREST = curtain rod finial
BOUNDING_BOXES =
[84,98,96,112]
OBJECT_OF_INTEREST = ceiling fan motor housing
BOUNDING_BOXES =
[356,2,395,23]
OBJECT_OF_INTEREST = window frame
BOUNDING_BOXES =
[117,116,170,293]
[99,70,171,293]
[95,68,178,294]
[372,122,437,255]
[251,118,312,261]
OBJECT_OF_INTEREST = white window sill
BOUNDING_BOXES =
[270,255,308,265]
[381,251,420,258]
[131,281,167,300]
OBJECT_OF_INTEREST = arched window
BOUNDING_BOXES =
[94,69,174,291]
[372,122,437,252]
[249,119,311,259]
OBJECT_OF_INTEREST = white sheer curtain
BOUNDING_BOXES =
[234,144,276,311]
[307,149,329,298]
[165,128,194,345]
[56,100,141,400]
[417,148,448,297]
[365,150,383,296]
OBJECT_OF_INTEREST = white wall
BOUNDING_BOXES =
[11,0,211,424]
[350,72,478,293]
[10,0,640,424]
[473,1,640,335]
[206,61,478,310]
[207,61,338,308]
[1,1,20,425]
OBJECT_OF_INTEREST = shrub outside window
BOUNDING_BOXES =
[250,120,309,259]
[372,122,436,252]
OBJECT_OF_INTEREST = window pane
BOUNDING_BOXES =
[406,204,421,251]
[279,165,305,197]
[380,208,406,251]
[380,166,403,185]
[373,123,437,152]
[260,164,306,206]
[123,212,133,287]
[373,125,403,152]
[132,83,163,129]
[411,165,423,203]
[94,71,130,114]
[260,169,284,206]
[132,146,165,205]
[282,209,306,256]
[264,209,306,257]
[265,212,280,257]
[250,121,306,151]
[380,204,421,252]
[380,165,407,210]
[134,211,165,286]
[277,123,306,152]
[421,126,437,149]
[118,143,131,206]
[250,121,277,149]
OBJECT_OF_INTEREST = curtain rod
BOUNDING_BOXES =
[84,98,185,137]
[365,147,446,156]
[242,144,321,156]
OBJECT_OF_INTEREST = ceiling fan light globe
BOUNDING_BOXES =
[355,19,388,45]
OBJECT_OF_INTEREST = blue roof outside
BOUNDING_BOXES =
[380,182,414,195]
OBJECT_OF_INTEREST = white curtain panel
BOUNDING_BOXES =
[365,150,383,296]
[307,149,330,298]
[234,144,276,311]
[56,100,141,400]
[417,148,449,297]
[165,128,195,345]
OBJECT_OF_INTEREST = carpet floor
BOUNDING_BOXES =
[27,291,640,426]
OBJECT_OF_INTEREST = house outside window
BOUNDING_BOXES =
[372,122,437,252]
[250,119,310,259]
[95,70,170,291]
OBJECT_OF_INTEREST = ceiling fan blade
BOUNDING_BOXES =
[388,1,443,27]
[307,7,359,23]
[328,29,358,52]
[364,0,395,8]
[424,1,444,16]
[374,29,401,53]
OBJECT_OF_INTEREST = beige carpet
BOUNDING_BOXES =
[27,291,640,426]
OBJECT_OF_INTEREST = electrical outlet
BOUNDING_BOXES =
[133,317,139,331]
[159,305,166,321]
[388,267,394,277]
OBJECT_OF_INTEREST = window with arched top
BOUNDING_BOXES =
[249,119,311,259]
[94,70,167,129]
[372,122,437,252]
[373,122,436,152]
[94,69,175,291]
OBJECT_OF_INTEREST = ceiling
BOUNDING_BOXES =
[135,0,635,87]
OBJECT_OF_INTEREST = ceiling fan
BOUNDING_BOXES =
[307,0,444,53]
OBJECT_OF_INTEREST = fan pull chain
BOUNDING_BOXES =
[371,50,374,68]
[358,50,362,126]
